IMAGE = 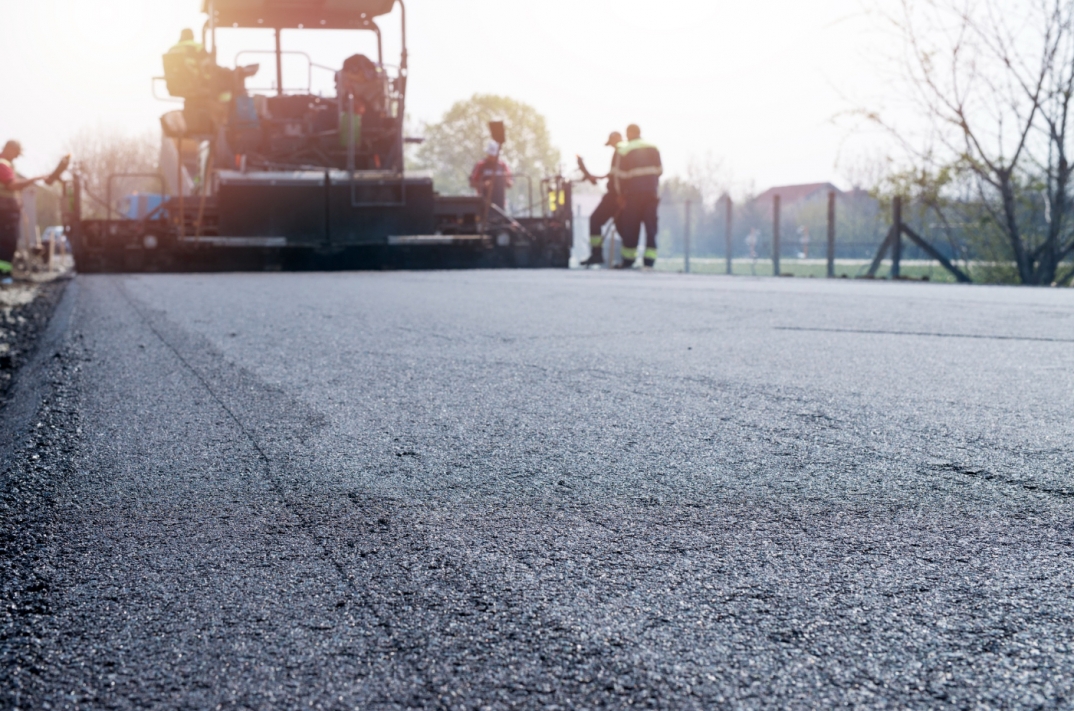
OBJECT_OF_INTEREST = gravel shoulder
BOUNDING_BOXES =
[0,280,68,399]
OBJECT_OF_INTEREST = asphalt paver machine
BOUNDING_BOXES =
[66,0,573,272]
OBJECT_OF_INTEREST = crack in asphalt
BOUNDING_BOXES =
[937,462,1074,500]
[775,325,1074,343]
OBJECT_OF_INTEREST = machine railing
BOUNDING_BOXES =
[151,77,185,103]
[234,50,338,95]
[509,175,534,218]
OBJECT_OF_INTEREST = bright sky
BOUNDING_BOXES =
[1,0,892,191]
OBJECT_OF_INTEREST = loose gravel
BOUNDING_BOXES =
[0,281,67,398]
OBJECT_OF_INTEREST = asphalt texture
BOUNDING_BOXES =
[3,270,1074,709]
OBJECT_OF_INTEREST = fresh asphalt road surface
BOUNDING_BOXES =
[4,270,1074,709]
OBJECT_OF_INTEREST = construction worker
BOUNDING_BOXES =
[470,140,514,211]
[578,131,623,267]
[164,29,254,134]
[613,124,663,269]
[163,29,209,98]
[0,141,48,285]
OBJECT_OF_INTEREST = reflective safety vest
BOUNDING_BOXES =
[163,39,213,99]
[168,39,205,55]
[0,158,17,201]
[166,39,207,77]
[613,139,662,197]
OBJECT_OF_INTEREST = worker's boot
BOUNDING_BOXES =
[580,238,604,267]
[613,259,635,270]
[643,248,657,269]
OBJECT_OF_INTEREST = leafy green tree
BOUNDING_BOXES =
[414,94,561,201]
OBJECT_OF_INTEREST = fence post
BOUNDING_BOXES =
[773,194,781,276]
[684,200,691,274]
[725,196,733,275]
[827,191,836,278]
[892,196,903,279]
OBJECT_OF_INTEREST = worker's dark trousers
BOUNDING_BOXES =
[0,209,19,273]
[588,192,620,260]
[617,194,659,266]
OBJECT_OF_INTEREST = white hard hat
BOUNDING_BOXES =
[486,140,500,156]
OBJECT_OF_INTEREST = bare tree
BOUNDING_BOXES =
[64,126,160,219]
[685,152,730,210]
[838,152,891,192]
[1029,2,1074,282]
[879,0,1074,284]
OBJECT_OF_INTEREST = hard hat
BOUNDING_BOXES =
[486,140,501,156]
[605,131,623,147]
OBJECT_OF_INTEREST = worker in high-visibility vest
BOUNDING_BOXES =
[170,28,204,56]
[163,29,209,98]
[0,141,48,285]
[578,130,623,267]
[612,124,663,269]
[163,29,256,136]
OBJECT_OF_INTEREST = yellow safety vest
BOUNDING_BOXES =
[0,158,17,200]
[612,139,662,197]
[168,39,205,54]
[167,40,207,77]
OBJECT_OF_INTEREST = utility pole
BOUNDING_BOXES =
[684,200,691,274]
[725,196,733,275]
[827,191,836,278]
[891,196,902,279]
[772,194,781,276]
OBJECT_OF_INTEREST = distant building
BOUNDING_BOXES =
[752,182,841,207]
[743,183,884,259]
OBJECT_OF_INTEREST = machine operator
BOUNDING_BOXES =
[613,124,663,269]
[164,29,209,95]
[163,29,252,118]
[579,130,623,267]
[0,141,49,285]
